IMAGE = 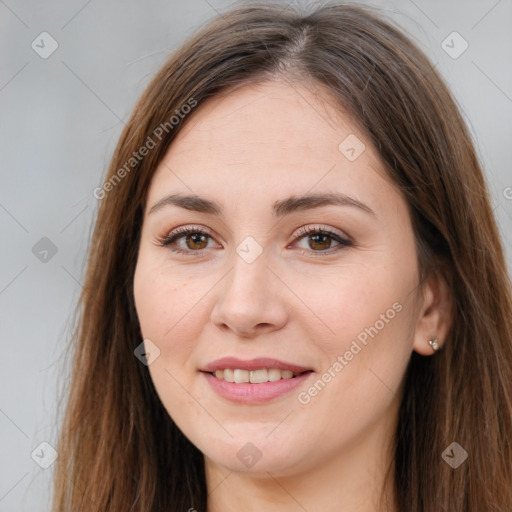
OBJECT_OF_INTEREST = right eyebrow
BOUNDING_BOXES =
[148,193,221,216]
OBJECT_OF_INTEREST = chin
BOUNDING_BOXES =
[201,435,308,475]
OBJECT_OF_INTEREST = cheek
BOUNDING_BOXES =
[133,254,215,379]
[299,258,417,400]
[296,261,406,350]
[133,264,169,338]
[134,253,194,338]
[133,257,205,419]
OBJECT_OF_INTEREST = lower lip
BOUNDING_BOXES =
[202,371,313,404]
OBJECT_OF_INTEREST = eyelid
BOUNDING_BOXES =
[292,224,351,242]
[167,224,216,238]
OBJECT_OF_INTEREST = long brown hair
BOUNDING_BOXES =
[51,2,512,510]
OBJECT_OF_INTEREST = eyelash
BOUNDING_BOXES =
[156,224,353,257]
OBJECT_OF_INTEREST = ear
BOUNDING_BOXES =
[412,270,454,356]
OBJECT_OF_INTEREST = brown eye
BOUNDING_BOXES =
[307,232,335,251]
[158,226,218,255]
[293,226,352,256]
[184,232,209,250]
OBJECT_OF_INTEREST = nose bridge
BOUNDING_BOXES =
[225,241,271,306]
[211,240,287,335]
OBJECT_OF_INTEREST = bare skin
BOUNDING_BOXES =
[133,79,452,511]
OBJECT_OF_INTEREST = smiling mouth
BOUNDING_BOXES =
[206,368,313,384]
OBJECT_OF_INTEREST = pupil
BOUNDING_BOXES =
[188,233,207,249]
[310,234,330,250]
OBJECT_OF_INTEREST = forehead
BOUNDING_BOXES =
[147,80,392,210]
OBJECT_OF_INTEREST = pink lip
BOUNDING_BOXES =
[200,357,312,374]
[202,371,313,404]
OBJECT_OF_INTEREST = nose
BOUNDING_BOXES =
[210,249,288,338]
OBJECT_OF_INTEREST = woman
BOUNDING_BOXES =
[51,2,512,511]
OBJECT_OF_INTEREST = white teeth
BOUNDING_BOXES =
[249,369,268,383]
[223,368,234,382]
[233,369,250,383]
[268,368,282,382]
[213,368,301,383]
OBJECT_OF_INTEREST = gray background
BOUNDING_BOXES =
[1,0,511,510]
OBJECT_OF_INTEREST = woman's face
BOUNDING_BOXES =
[133,80,427,477]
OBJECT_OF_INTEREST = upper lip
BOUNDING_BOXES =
[201,357,313,374]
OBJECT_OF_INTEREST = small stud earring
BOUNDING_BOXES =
[428,338,440,352]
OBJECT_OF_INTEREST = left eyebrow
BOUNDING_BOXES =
[273,192,376,217]
[148,192,376,217]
